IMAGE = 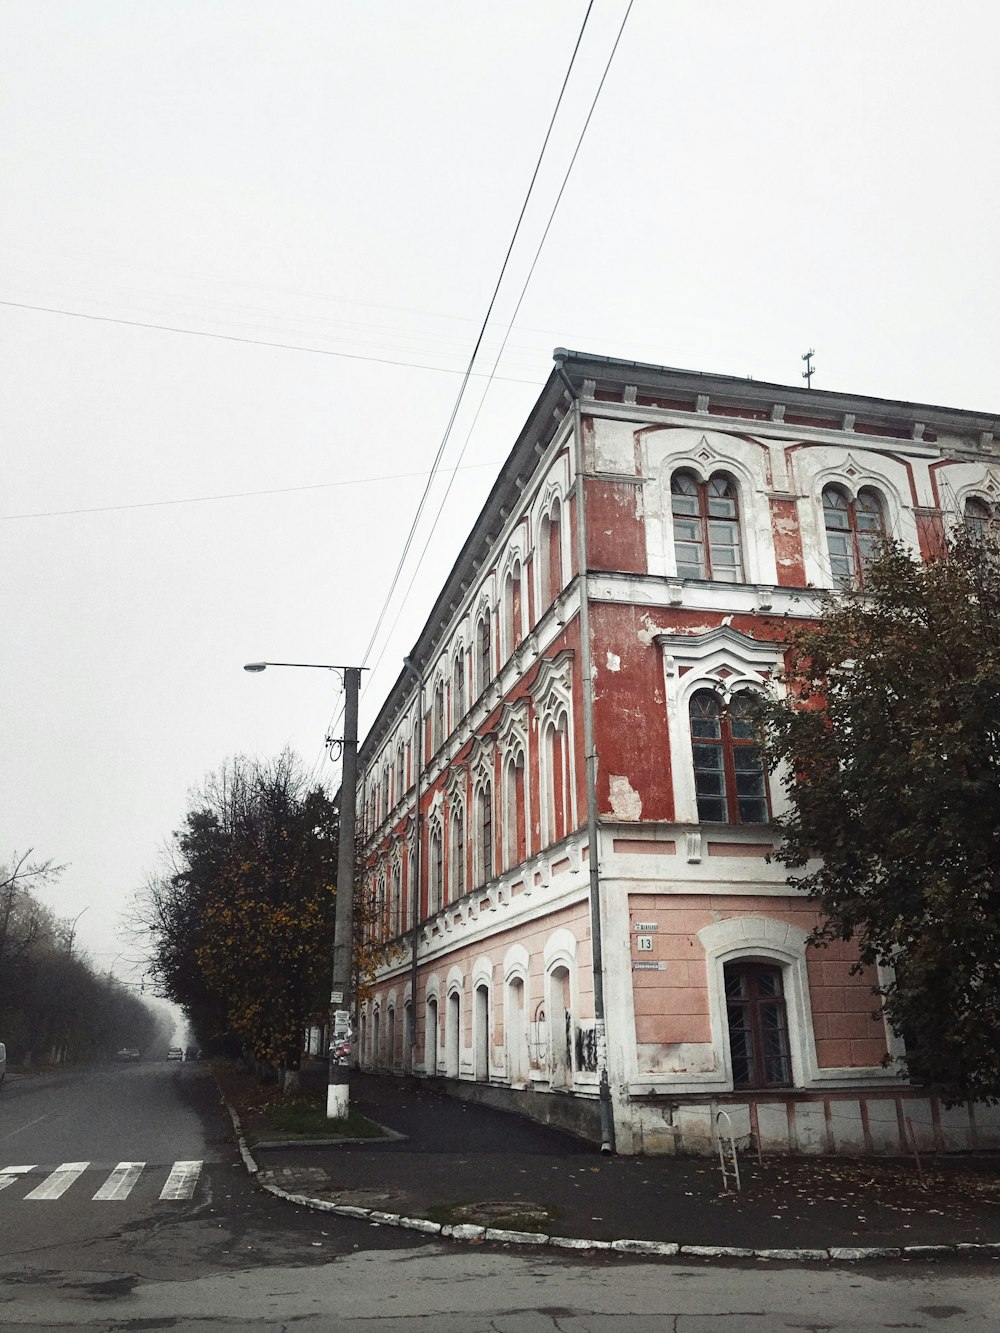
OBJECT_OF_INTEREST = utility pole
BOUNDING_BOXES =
[243,659,363,1120]
[328,665,361,1119]
[801,348,816,389]
[402,657,423,1075]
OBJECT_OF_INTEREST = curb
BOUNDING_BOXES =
[215,1082,998,1265]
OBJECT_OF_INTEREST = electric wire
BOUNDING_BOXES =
[0,296,545,383]
[308,0,600,785]
[359,0,635,699]
[0,461,501,523]
[350,0,597,680]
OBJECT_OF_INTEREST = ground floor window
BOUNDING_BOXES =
[724,961,791,1088]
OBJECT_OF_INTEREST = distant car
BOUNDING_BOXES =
[167,1046,184,1061]
[116,1048,141,1061]
[0,1042,6,1090]
[184,1045,200,1061]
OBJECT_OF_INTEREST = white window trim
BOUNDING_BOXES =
[698,916,899,1092]
[641,428,777,585]
[796,451,920,590]
[655,626,785,826]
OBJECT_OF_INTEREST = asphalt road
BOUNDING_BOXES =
[1,1061,999,1330]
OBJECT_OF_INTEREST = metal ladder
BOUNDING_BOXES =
[716,1110,742,1193]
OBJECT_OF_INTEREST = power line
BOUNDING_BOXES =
[351,0,598,682]
[361,0,635,694]
[0,461,501,523]
[308,0,601,784]
[0,297,540,383]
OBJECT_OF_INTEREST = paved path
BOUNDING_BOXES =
[245,1068,1000,1259]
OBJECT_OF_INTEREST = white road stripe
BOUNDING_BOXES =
[93,1161,145,1201]
[159,1160,202,1200]
[0,1166,35,1192]
[24,1162,89,1200]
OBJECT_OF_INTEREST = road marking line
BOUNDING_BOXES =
[24,1162,89,1200]
[0,1166,35,1192]
[159,1160,202,1200]
[93,1161,145,1201]
[0,1114,53,1141]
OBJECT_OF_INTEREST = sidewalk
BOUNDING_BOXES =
[236,1066,1000,1260]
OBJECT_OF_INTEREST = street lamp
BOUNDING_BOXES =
[244,658,362,1120]
[66,906,89,956]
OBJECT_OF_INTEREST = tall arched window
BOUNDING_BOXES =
[503,560,522,658]
[964,496,996,541]
[376,875,387,942]
[671,471,744,582]
[476,612,492,697]
[432,681,445,752]
[822,485,885,587]
[395,742,406,800]
[381,764,390,819]
[725,961,791,1088]
[504,752,528,869]
[452,651,466,726]
[539,500,563,609]
[428,827,443,914]
[545,715,570,845]
[389,864,402,936]
[477,781,493,885]
[450,807,466,901]
[689,691,768,825]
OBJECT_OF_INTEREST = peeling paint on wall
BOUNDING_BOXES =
[606,651,621,672]
[609,774,642,821]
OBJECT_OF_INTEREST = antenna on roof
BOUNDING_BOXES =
[801,349,816,388]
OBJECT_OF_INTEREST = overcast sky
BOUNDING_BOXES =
[3,1,998,977]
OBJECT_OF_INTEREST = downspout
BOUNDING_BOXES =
[555,353,616,1154]
[402,656,423,1077]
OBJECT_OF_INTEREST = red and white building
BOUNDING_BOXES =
[354,349,1000,1155]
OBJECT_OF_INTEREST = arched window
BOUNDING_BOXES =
[503,560,522,658]
[428,827,443,914]
[476,612,492,697]
[964,496,996,541]
[671,471,744,582]
[432,681,445,752]
[539,500,563,609]
[381,764,390,819]
[450,807,466,901]
[425,994,438,1073]
[376,876,387,943]
[395,743,406,801]
[822,485,885,587]
[452,651,466,726]
[545,716,570,845]
[725,961,791,1088]
[477,782,493,885]
[689,691,768,825]
[393,867,403,937]
[504,753,528,869]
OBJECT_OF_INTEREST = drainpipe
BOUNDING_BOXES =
[555,353,616,1155]
[402,656,424,1077]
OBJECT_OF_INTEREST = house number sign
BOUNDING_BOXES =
[636,935,654,952]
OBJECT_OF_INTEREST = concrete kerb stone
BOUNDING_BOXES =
[215,1077,1000,1265]
[253,1123,406,1151]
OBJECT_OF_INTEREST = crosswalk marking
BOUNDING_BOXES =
[159,1160,202,1200]
[0,1166,35,1193]
[93,1161,145,1201]
[24,1162,89,1200]
[0,1159,205,1203]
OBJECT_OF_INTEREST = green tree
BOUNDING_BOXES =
[758,530,1000,1103]
[141,752,341,1090]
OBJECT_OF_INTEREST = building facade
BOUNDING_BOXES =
[354,349,1000,1155]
